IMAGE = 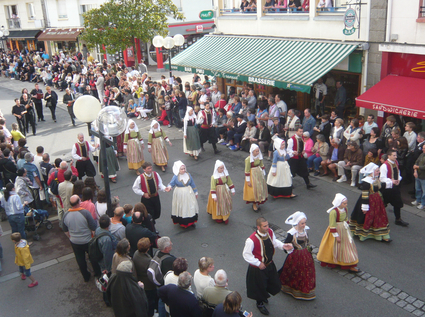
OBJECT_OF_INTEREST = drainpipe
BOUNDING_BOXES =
[385,0,393,42]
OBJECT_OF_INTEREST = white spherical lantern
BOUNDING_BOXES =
[163,36,175,49]
[73,95,101,123]
[173,34,185,46]
[97,106,127,137]
[3,29,9,37]
[152,35,164,48]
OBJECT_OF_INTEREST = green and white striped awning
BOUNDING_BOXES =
[168,35,358,93]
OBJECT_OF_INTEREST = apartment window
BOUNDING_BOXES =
[5,5,18,19]
[80,4,93,25]
[223,0,241,9]
[420,0,425,18]
[57,0,67,18]
[27,3,36,19]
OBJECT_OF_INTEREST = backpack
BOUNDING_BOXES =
[147,251,171,286]
[88,232,112,263]
[49,170,60,195]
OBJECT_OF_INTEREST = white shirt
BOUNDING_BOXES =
[314,82,327,99]
[72,141,96,160]
[242,230,284,267]
[276,100,287,117]
[132,173,166,196]
[193,269,215,298]
[380,159,402,189]
[286,135,303,158]
[403,131,417,152]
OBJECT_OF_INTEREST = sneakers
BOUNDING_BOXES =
[336,175,347,183]
[412,200,419,206]
[28,281,38,288]
[217,139,225,144]
[21,273,26,280]
[350,182,356,187]
[417,204,424,210]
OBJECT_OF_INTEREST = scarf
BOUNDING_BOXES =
[149,120,160,134]
[249,144,263,163]
[213,160,229,179]
[125,119,139,134]
[326,193,347,213]
[273,138,286,156]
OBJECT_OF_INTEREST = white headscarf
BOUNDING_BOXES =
[360,163,380,185]
[213,160,229,179]
[149,120,160,134]
[249,144,263,163]
[285,211,310,234]
[172,160,189,183]
[125,119,139,134]
[326,193,347,213]
[273,138,286,156]
[184,106,196,122]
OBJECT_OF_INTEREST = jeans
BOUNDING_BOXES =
[8,213,26,239]
[307,155,323,170]
[415,178,425,205]
[70,241,101,281]
[158,298,168,317]
[19,266,32,277]
[179,109,185,123]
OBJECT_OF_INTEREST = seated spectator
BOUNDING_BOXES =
[193,257,215,298]
[159,272,202,317]
[363,127,383,157]
[321,138,346,180]
[329,118,344,143]
[359,148,380,183]
[302,132,314,159]
[307,134,329,176]
[246,109,255,122]
[157,105,170,126]
[336,141,364,186]
[212,291,252,317]
[215,108,228,143]
[240,121,257,152]
[110,207,126,241]
[250,121,271,154]
[343,119,362,146]
[214,94,227,110]
[126,99,138,118]
[202,269,232,307]
[111,238,136,276]
[313,114,331,143]
[228,115,247,151]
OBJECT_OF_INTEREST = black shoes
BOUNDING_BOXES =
[395,219,409,227]
[306,183,317,189]
[214,149,221,154]
[256,303,269,315]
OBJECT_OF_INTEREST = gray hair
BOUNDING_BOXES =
[59,161,68,170]
[117,261,133,273]
[24,152,34,162]
[214,269,227,287]
[157,236,172,251]
[178,271,192,289]
[316,134,325,142]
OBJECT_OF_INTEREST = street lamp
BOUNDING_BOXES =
[74,96,127,214]
[0,26,10,50]
[152,34,185,78]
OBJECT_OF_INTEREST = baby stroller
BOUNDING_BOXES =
[24,206,53,241]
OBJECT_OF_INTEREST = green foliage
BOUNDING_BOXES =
[80,0,184,53]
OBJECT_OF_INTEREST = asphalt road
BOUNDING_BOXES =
[0,75,424,317]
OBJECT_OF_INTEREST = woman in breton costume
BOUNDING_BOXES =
[148,120,172,172]
[98,135,120,183]
[243,144,268,211]
[123,119,145,172]
[165,161,199,228]
[279,211,316,300]
[350,163,391,242]
[183,106,201,161]
[266,138,296,199]
[317,193,360,273]
[207,160,235,224]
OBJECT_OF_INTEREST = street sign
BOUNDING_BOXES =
[199,10,214,20]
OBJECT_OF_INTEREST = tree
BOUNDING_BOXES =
[80,0,184,67]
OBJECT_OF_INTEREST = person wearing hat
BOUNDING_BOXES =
[207,160,235,224]
[278,211,315,300]
[317,193,360,273]
[349,163,391,242]
[267,138,296,199]
[165,161,199,228]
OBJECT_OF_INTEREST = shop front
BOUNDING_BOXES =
[168,34,363,116]
[356,52,425,127]
[37,28,82,56]
[7,29,42,52]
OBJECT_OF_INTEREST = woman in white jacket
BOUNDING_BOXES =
[343,118,362,146]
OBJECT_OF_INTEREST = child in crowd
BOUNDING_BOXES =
[122,204,133,224]
[10,123,25,147]
[127,100,138,118]
[11,232,38,288]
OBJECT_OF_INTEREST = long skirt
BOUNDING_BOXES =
[246,263,281,301]
[317,222,359,269]
[279,248,316,300]
[350,192,390,241]
[171,186,198,228]
[243,166,268,205]
[116,133,124,156]
[207,184,232,221]
[142,195,161,221]
[151,137,168,167]
[183,125,201,156]
[127,139,144,170]
[99,147,120,178]
[267,161,293,198]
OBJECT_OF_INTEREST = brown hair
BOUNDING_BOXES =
[137,237,151,253]
[123,204,133,215]
[198,257,214,272]
[223,291,242,314]
[133,202,148,218]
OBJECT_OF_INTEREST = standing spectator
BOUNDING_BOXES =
[302,109,315,137]
[159,272,203,317]
[111,239,136,275]
[63,88,76,126]
[413,145,425,209]
[193,257,215,298]
[80,187,96,222]
[379,115,398,144]
[313,114,331,143]
[251,121,271,154]
[336,141,363,186]
[0,149,18,185]
[11,232,38,288]
[109,207,126,241]
[284,109,301,139]
[334,81,346,118]
[275,94,287,125]
[62,195,101,282]
[12,98,26,136]
[96,72,105,105]
[125,211,157,257]
[362,115,378,139]
[1,183,26,238]
[212,291,252,317]
[313,78,327,117]
[23,153,42,209]
[404,122,417,184]
[58,170,74,223]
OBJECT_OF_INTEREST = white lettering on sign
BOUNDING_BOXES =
[223,74,239,80]
[372,104,420,118]
[248,76,275,86]
[185,67,192,72]
[196,69,204,74]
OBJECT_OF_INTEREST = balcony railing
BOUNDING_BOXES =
[420,6,425,17]
[7,18,21,29]
[263,7,309,14]
[220,8,257,14]
[316,6,347,14]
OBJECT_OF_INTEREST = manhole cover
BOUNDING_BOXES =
[201,243,208,248]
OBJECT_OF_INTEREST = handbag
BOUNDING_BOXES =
[46,100,52,108]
